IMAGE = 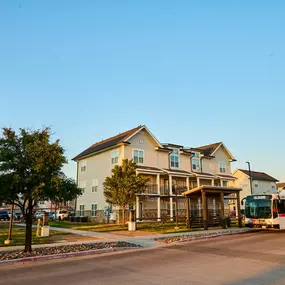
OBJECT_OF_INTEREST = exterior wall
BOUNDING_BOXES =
[202,146,232,175]
[76,145,124,216]
[230,170,251,203]
[252,180,277,195]
[230,170,278,208]
[124,129,165,168]
[179,154,192,172]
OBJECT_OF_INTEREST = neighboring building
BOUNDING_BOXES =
[277,182,285,192]
[73,125,237,223]
[230,169,279,205]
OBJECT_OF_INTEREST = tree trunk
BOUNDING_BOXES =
[24,201,33,253]
[122,204,125,226]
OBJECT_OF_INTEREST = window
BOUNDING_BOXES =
[111,151,119,164]
[79,205,85,216]
[133,150,144,164]
[255,184,259,188]
[222,181,228,187]
[39,201,45,205]
[192,152,200,171]
[79,181,86,193]
[91,204,97,216]
[80,160,87,172]
[170,149,179,168]
[272,185,276,190]
[218,162,226,173]
[92,179,98,192]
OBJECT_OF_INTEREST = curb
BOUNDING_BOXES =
[0,247,137,267]
[156,229,257,245]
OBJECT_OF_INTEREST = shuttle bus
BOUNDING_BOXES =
[244,191,285,229]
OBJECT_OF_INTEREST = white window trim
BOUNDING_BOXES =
[218,161,226,174]
[92,179,98,192]
[79,204,85,216]
[170,148,180,169]
[133,149,144,165]
[111,150,119,165]
[80,160,87,172]
[91,203,98,217]
[192,152,201,171]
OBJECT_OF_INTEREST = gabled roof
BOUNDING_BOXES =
[195,142,222,156]
[277,182,285,188]
[195,142,236,161]
[236,169,279,182]
[73,125,163,161]
[73,125,142,160]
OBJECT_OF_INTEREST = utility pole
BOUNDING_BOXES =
[246,161,253,195]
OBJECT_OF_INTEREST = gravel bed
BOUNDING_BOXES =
[155,229,252,244]
[0,242,140,261]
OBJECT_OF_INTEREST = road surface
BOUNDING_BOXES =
[2,231,285,285]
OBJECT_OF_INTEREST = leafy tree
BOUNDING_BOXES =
[103,159,149,224]
[0,127,82,252]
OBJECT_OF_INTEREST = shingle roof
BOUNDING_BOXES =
[277,182,285,188]
[73,125,142,160]
[195,142,222,156]
[238,169,279,182]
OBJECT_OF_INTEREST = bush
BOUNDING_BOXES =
[79,216,88,222]
[69,216,75,222]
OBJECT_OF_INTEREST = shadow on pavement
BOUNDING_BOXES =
[223,265,285,285]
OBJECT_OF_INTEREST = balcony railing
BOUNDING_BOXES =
[139,185,188,195]
[144,184,158,195]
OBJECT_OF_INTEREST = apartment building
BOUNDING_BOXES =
[73,125,237,223]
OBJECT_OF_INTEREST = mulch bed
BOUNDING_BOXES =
[155,229,253,244]
[0,242,140,261]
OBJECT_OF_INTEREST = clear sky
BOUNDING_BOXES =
[0,1,284,181]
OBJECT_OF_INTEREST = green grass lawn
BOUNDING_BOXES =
[0,223,70,247]
[49,220,210,234]
[49,219,242,234]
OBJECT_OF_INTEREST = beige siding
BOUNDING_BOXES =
[76,145,124,212]
[124,129,169,168]
[202,146,232,174]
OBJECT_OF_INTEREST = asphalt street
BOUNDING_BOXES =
[2,231,285,285]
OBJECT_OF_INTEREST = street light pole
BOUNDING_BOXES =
[246,161,253,195]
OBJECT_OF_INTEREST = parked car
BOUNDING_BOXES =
[56,210,69,221]
[49,212,55,220]
[14,212,23,221]
[0,210,10,221]
[34,211,44,220]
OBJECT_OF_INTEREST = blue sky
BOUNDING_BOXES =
[0,1,284,181]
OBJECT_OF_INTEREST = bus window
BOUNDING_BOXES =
[273,200,278,218]
[277,200,285,214]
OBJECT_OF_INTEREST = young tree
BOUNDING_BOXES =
[103,159,149,225]
[0,127,82,252]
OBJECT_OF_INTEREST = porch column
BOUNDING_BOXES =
[220,179,223,187]
[212,179,215,186]
[197,178,200,187]
[236,191,242,228]
[186,177,190,190]
[220,192,226,228]
[169,175,173,221]
[136,196,139,221]
[157,174,161,221]
[201,190,208,230]
[186,196,190,228]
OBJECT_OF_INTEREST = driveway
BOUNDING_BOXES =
[1,231,285,284]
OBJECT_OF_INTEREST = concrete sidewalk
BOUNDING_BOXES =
[0,226,253,252]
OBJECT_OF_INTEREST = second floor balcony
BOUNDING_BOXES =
[141,184,188,196]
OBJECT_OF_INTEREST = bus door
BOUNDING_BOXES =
[277,200,285,229]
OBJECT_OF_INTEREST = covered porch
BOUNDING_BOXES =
[182,185,242,230]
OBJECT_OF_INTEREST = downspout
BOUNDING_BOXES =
[74,160,79,214]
